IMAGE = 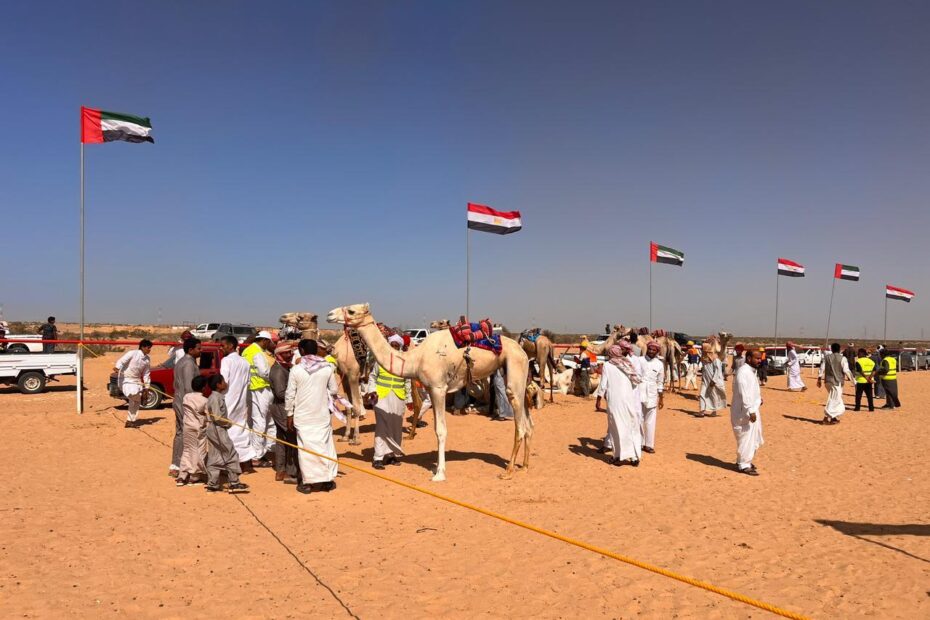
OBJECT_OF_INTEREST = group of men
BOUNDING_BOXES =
[114,328,416,495]
[817,343,902,423]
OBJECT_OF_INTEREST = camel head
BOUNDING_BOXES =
[327,303,372,328]
[430,319,451,330]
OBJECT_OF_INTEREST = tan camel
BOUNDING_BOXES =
[429,319,451,330]
[327,332,367,445]
[703,332,733,363]
[519,331,557,403]
[327,304,532,481]
[586,325,631,355]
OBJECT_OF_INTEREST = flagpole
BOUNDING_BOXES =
[649,254,653,331]
[466,225,470,320]
[824,277,836,348]
[883,294,888,342]
[774,269,779,346]
[77,141,85,414]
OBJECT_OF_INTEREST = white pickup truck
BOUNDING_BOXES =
[0,351,78,393]
[2,334,44,354]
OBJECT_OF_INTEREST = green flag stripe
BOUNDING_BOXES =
[657,245,684,258]
[100,110,152,128]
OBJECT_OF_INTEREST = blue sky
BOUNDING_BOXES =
[1,1,928,338]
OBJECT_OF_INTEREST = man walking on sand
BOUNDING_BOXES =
[219,335,255,473]
[786,341,806,391]
[595,342,643,467]
[113,339,152,428]
[732,348,764,475]
[817,342,853,425]
[640,340,664,454]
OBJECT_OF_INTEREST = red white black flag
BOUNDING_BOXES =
[777,258,805,277]
[886,285,914,302]
[467,203,522,235]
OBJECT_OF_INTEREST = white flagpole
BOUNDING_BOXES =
[466,223,471,320]
[774,269,780,346]
[649,252,653,331]
[77,141,85,414]
[824,277,836,348]
[883,294,888,342]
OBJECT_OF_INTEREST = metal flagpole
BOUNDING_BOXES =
[883,295,888,342]
[649,255,653,331]
[466,225,470,320]
[77,141,85,414]
[824,277,836,348]
[774,270,780,346]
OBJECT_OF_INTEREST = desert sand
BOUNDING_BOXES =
[1,353,928,619]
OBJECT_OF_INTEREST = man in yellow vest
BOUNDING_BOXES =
[853,348,876,412]
[242,330,276,465]
[366,334,410,470]
[877,349,901,410]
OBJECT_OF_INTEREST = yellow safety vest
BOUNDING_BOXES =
[241,343,271,391]
[882,356,897,381]
[855,357,875,383]
[375,366,407,400]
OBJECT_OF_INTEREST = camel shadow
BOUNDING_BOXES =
[133,416,165,427]
[815,519,930,564]
[569,437,610,463]
[340,448,508,472]
[782,414,824,425]
[685,453,736,472]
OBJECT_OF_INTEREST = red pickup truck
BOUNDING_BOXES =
[108,343,230,410]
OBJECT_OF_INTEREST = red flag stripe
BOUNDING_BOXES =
[80,106,103,143]
[467,202,521,220]
[834,263,842,278]
[777,258,803,268]
[886,285,914,296]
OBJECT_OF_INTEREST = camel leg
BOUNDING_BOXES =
[429,386,448,482]
[408,384,423,440]
[500,363,531,480]
[348,375,362,445]
[339,375,352,442]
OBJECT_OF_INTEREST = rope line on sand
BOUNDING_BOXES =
[107,404,357,618]
[134,378,806,620]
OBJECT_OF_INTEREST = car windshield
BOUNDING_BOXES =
[208,323,219,330]
[233,327,253,335]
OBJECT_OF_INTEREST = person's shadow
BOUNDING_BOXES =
[782,414,823,425]
[340,448,508,472]
[685,453,735,472]
[569,437,610,463]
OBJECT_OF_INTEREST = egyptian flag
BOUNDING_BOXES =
[777,258,805,277]
[834,264,860,282]
[467,202,522,235]
[81,106,154,144]
[886,285,915,303]
[650,242,684,266]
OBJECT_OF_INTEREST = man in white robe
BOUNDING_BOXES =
[286,339,339,494]
[595,342,642,466]
[242,331,276,465]
[817,342,853,424]
[731,349,764,475]
[219,335,255,470]
[640,341,665,454]
[699,343,726,416]
[367,335,411,469]
[786,341,806,391]
[113,339,152,428]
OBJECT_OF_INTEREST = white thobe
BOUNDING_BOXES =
[285,364,339,483]
[220,352,254,462]
[597,363,642,462]
[115,349,151,422]
[787,349,805,390]
[731,364,764,470]
[640,356,664,449]
[819,356,852,419]
[248,350,276,459]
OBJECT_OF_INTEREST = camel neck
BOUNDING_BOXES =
[356,321,418,378]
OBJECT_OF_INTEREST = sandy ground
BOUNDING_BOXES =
[1,354,928,619]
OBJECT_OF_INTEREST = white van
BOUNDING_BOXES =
[191,323,221,340]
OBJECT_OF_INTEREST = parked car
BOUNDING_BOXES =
[916,349,930,370]
[897,349,916,372]
[765,347,789,375]
[210,323,257,344]
[1,334,44,354]
[108,343,228,409]
[0,351,78,393]
[403,328,431,345]
[191,323,221,340]
[798,348,824,368]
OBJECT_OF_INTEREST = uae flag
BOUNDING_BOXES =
[777,258,805,277]
[650,242,684,266]
[834,263,860,281]
[81,106,154,144]
[886,285,915,303]
[467,202,522,235]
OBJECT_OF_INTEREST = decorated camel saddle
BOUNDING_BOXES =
[519,327,542,344]
[449,316,502,355]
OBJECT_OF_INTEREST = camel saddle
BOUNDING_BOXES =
[450,317,501,355]
[519,328,542,344]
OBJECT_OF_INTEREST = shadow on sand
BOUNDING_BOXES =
[815,519,930,564]
[685,453,735,473]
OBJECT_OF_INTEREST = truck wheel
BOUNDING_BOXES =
[7,344,29,354]
[141,385,163,410]
[18,371,46,394]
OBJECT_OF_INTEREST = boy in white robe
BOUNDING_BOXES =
[731,349,764,475]
[113,339,152,427]
[817,342,853,424]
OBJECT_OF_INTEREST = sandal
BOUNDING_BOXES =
[738,467,760,476]
[227,482,250,494]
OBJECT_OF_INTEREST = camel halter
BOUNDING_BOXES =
[340,308,406,376]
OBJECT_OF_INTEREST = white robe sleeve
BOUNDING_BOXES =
[252,350,271,381]
[284,367,298,417]
[143,361,151,386]
[115,350,134,370]
[818,358,826,379]
[737,369,760,416]
[327,369,339,397]
[842,357,853,382]
[656,360,665,393]
[595,368,609,398]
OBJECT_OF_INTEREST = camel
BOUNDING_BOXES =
[519,331,557,403]
[327,304,532,481]
[429,319,451,330]
[703,332,733,364]
[328,331,368,445]
[586,325,631,355]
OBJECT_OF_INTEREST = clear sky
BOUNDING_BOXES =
[2,1,928,339]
